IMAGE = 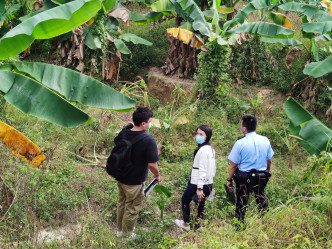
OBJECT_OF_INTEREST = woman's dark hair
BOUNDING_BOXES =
[133,107,153,126]
[242,115,257,132]
[194,125,212,157]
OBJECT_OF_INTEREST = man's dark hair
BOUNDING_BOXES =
[133,107,153,126]
[242,115,257,132]
[197,125,212,143]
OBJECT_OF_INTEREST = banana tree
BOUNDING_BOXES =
[278,1,332,77]
[228,0,300,45]
[130,0,239,76]
[0,0,137,167]
[51,1,153,79]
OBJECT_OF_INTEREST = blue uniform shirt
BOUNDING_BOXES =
[228,132,274,172]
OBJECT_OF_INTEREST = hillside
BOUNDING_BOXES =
[0,82,331,248]
[0,0,331,248]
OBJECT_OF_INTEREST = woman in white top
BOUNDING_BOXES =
[175,125,216,231]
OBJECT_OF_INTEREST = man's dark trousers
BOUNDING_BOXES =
[234,171,269,223]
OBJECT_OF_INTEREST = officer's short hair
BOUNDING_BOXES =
[133,107,153,126]
[242,115,257,132]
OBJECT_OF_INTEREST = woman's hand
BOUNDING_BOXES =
[196,189,205,200]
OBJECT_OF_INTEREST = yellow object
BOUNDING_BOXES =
[167,28,204,48]
[218,7,234,14]
[0,121,45,168]
[23,46,31,57]
[321,0,332,16]
[174,115,189,125]
[87,18,95,26]
[284,18,293,30]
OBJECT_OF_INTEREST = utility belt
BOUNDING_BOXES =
[233,169,271,185]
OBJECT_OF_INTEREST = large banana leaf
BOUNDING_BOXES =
[131,11,169,25]
[0,0,102,60]
[0,121,45,168]
[283,97,332,155]
[0,70,89,127]
[13,62,135,111]
[302,21,332,34]
[260,37,302,46]
[169,0,212,37]
[303,55,332,77]
[228,22,294,37]
[119,33,152,46]
[279,3,332,22]
[235,0,273,24]
[314,34,332,41]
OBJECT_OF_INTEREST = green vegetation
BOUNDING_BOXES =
[0,0,331,248]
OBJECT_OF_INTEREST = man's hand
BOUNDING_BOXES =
[155,175,161,182]
[196,189,205,200]
[227,181,234,192]
[149,162,161,182]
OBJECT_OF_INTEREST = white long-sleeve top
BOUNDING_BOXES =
[190,145,216,189]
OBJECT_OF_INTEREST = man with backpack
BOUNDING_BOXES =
[107,107,161,239]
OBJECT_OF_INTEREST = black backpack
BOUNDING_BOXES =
[106,131,147,181]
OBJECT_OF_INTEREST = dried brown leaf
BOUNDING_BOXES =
[285,47,301,70]
[108,8,129,26]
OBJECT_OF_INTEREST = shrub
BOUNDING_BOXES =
[195,42,232,103]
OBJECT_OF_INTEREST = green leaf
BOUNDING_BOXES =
[102,0,116,12]
[51,0,68,4]
[268,12,293,29]
[283,97,332,155]
[151,0,175,12]
[114,38,131,54]
[302,22,332,35]
[84,32,102,49]
[203,10,226,20]
[154,185,172,198]
[260,37,302,46]
[0,0,5,17]
[13,62,136,111]
[228,22,294,37]
[0,70,89,127]
[311,39,319,61]
[179,21,193,31]
[170,0,212,37]
[303,55,332,78]
[119,33,152,46]
[0,4,20,24]
[279,3,332,22]
[105,17,119,32]
[0,0,102,60]
[314,34,331,41]
[131,11,167,25]
[235,0,273,24]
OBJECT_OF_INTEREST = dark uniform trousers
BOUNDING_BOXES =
[234,169,271,223]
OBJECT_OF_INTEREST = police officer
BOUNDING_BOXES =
[226,115,274,224]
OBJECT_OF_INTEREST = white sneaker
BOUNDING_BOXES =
[175,219,190,231]
[123,232,138,241]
